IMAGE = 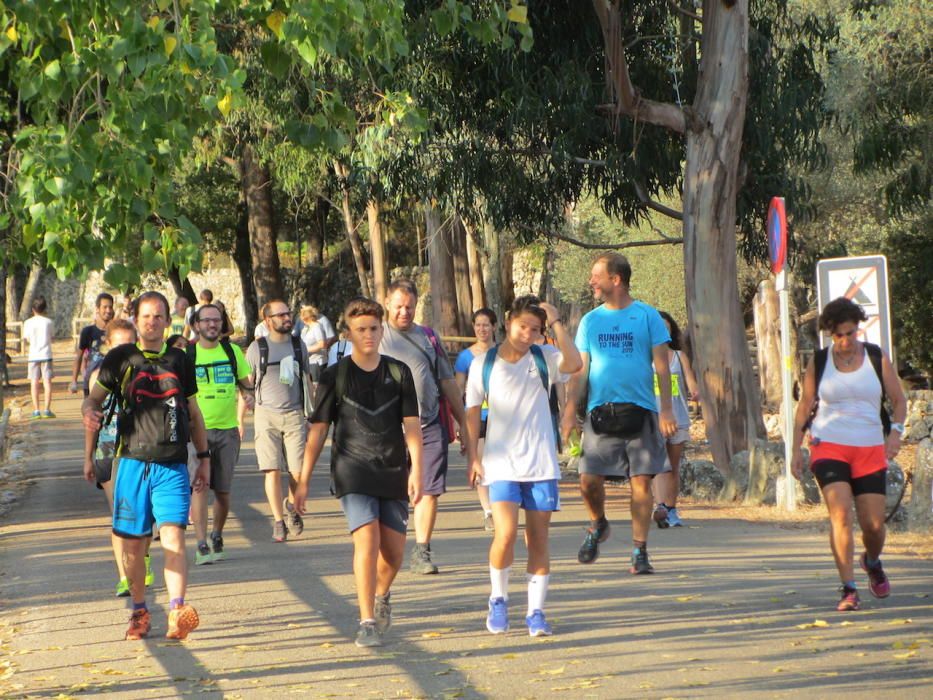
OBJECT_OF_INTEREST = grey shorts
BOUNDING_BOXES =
[420,419,448,496]
[28,360,53,380]
[93,458,114,488]
[339,493,409,535]
[254,408,307,475]
[579,411,671,479]
[207,428,241,493]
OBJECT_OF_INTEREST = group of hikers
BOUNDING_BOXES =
[23,249,902,647]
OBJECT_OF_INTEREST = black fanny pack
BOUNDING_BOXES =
[590,402,649,438]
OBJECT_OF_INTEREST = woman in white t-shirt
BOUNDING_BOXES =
[465,296,582,638]
[23,296,56,418]
[299,305,328,385]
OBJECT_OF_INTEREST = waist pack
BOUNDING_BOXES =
[590,402,649,438]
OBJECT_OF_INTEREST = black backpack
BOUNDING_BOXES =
[186,338,239,383]
[117,349,191,463]
[256,335,306,408]
[810,342,891,435]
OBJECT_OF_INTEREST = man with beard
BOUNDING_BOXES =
[246,300,312,542]
[187,304,253,564]
[561,253,677,575]
[70,292,115,396]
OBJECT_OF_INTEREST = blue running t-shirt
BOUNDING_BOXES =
[575,301,671,413]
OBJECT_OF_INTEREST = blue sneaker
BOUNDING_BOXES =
[486,597,509,634]
[666,507,684,527]
[526,609,553,637]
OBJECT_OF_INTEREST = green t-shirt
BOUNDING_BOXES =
[191,342,250,430]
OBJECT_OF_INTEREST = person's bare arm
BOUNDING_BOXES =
[403,416,424,504]
[187,397,210,492]
[791,359,817,479]
[441,378,466,427]
[679,352,700,401]
[653,345,677,438]
[295,422,330,514]
[881,352,907,461]
[560,353,588,444]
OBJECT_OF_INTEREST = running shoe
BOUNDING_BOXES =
[125,609,151,640]
[144,555,154,587]
[837,586,860,612]
[41,410,56,419]
[374,593,392,635]
[526,609,553,637]
[115,577,130,598]
[166,604,200,640]
[273,519,288,543]
[653,503,670,529]
[210,534,225,562]
[860,553,891,598]
[31,410,41,420]
[577,519,610,564]
[630,547,654,575]
[486,597,509,634]
[355,620,382,647]
[666,507,684,527]
[195,542,213,566]
[410,543,439,575]
[283,497,304,536]
[483,512,494,532]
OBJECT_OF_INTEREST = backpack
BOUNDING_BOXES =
[116,349,191,463]
[481,344,561,449]
[809,342,891,435]
[187,338,239,383]
[256,335,307,411]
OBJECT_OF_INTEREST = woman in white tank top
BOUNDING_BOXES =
[791,298,906,613]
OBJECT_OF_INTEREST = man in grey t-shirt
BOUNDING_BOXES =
[379,279,465,574]
[246,299,312,542]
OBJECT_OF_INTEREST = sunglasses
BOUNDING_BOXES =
[267,311,292,319]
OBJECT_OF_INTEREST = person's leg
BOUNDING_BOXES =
[29,373,40,413]
[489,500,520,571]
[265,470,284,520]
[524,506,553,635]
[579,473,606,521]
[255,409,286,524]
[855,493,886,561]
[159,524,188,601]
[191,488,209,545]
[477,484,492,513]
[41,364,53,411]
[122,537,147,603]
[212,492,231,534]
[102,480,127,581]
[351,521,380,621]
[376,523,406,596]
[629,475,654,543]
[413,495,438,546]
[653,441,684,508]
[821,481,856,583]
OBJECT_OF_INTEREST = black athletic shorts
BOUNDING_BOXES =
[811,460,886,497]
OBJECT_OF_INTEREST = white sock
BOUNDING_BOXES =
[527,573,549,615]
[490,565,511,601]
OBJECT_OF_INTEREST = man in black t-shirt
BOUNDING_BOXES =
[70,292,115,396]
[82,291,211,642]
[295,297,423,648]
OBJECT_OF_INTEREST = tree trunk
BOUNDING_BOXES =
[167,267,197,305]
[683,0,765,479]
[499,235,515,313]
[368,198,388,304]
[234,203,259,333]
[240,143,284,307]
[0,259,8,409]
[333,161,371,297]
[17,262,43,320]
[425,203,459,336]
[753,278,783,409]
[464,220,487,311]
[308,195,328,266]
[482,219,502,323]
[451,215,474,334]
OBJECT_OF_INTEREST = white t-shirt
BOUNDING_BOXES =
[327,339,353,367]
[300,322,327,366]
[23,315,54,362]
[254,322,269,340]
[811,345,885,447]
[466,344,568,483]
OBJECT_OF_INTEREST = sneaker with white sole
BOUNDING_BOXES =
[526,609,553,637]
[486,597,509,634]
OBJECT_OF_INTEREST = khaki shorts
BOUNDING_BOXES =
[28,360,53,380]
[185,428,242,493]
[254,408,307,475]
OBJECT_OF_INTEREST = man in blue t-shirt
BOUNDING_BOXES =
[561,252,677,575]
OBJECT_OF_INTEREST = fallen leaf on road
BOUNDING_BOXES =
[840,621,854,627]
[796,620,830,629]
[888,619,912,625]
[539,667,565,675]
[677,595,702,602]
[772,667,786,673]
[894,651,917,660]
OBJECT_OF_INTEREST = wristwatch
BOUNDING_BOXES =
[196,450,211,459]
[890,422,905,434]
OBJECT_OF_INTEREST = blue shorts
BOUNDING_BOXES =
[112,457,191,538]
[488,479,561,512]
[339,494,409,535]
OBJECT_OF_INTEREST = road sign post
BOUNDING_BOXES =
[768,197,796,512]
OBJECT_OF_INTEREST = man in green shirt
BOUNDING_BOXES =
[188,304,253,564]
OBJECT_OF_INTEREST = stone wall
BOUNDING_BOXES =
[903,390,933,443]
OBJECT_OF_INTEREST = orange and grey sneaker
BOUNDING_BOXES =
[125,608,151,640]
[836,586,860,612]
[166,604,200,640]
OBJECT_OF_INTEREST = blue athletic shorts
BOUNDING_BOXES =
[488,479,560,511]
[112,457,191,538]
[339,493,409,535]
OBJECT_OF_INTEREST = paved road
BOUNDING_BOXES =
[0,385,930,699]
